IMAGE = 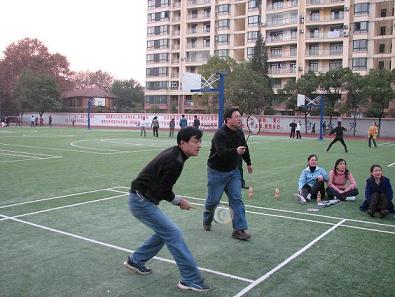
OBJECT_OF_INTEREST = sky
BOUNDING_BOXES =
[0,0,147,84]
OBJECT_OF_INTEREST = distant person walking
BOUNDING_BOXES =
[193,115,200,129]
[368,122,378,148]
[179,115,187,129]
[326,121,348,153]
[30,115,35,127]
[49,115,53,127]
[289,120,297,138]
[311,123,316,134]
[296,121,302,139]
[140,116,147,137]
[169,118,175,138]
[151,116,159,137]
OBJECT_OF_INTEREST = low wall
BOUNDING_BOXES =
[22,113,395,138]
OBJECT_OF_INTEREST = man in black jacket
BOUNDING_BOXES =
[326,121,348,153]
[203,108,253,240]
[125,127,209,292]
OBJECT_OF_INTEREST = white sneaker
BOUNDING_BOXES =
[295,194,306,204]
[345,196,356,201]
[306,193,312,201]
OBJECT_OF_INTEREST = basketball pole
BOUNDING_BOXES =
[319,95,324,141]
[87,98,94,130]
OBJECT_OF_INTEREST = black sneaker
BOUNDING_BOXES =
[123,257,152,275]
[232,230,251,241]
[177,280,210,292]
[203,223,211,231]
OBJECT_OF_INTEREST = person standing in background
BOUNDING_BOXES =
[140,116,147,137]
[289,120,297,138]
[193,115,200,129]
[296,121,302,139]
[368,122,378,148]
[169,118,175,138]
[326,121,348,153]
[179,114,187,129]
[49,115,53,127]
[151,116,159,137]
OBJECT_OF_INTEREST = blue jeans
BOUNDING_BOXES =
[128,192,202,284]
[203,167,248,231]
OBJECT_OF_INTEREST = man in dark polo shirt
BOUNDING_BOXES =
[124,127,209,292]
[203,108,253,240]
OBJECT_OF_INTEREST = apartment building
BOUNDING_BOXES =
[145,0,395,113]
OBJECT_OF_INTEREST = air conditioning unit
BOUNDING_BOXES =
[260,21,266,27]
[298,66,303,71]
[343,31,348,37]
[344,6,349,11]
[299,29,304,33]
[343,24,348,29]
[172,81,178,88]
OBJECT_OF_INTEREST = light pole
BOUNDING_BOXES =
[87,98,95,130]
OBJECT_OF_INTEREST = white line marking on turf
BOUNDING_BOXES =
[6,194,127,219]
[112,188,395,229]
[233,219,346,297]
[0,149,62,162]
[388,162,395,167]
[3,215,254,284]
[0,187,119,209]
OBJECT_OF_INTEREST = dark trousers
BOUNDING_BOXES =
[169,128,174,138]
[326,137,348,152]
[368,136,377,148]
[153,127,158,137]
[326,187,359,200]
[368,193,388,213]
[239,164,246,188]
[296,131,301,139]
[301,180,325,199]
[290,129,295,138]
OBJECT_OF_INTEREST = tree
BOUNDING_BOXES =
[363,69,395,135]
[340,68,366,135]
[111,79,144,112]
[0,38,71,114]
[226,62,271,114]
[70,70,114,90]
[13,70,61,115]
[250,32,268,75]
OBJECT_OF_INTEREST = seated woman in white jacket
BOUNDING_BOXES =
[297,154,328,203]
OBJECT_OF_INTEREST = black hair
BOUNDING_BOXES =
[370,164,382,173]
[224,108,240,123]
[177,126,203,145]
[307,154,318,162]
[333,158,349,177]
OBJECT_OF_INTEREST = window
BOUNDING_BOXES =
[215,49,229,58]
[218,19,230,29]
[354,21,368,33]
[146,81,169,90]
[380,26,386,35]
[381,9,387,17]
[290,46,297,56]
[378,61,385,69]
[331,9,344,20]
[272,0,284,10]
[271,47,282,57]
[204,23,210,32]
[218,4,230,14]
[247,47,255,59]
[379,44,385,53]
[216,34,230,45]
[247,31,259,42]
[353,39,367,51]
[145,95,168,104]
[354,3,369,16]
[329,60,342,70]
[146,54,155,63]
[352,58,367,70]
[330,43,343,54]
[308,44,319,55]
[309,10,320,21]
[248,15,260,26]
[309,28,319,38]
[308,61,318,72]
[248,0,261,10]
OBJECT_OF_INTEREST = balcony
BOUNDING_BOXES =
[267,1,298,12]
[306,31,345,40]
[266,35,297,44]
[269,68,297,75]
[187,0,211,6]
[267,18,298,27]
[305,49,343,57]
[306,0,345,6]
